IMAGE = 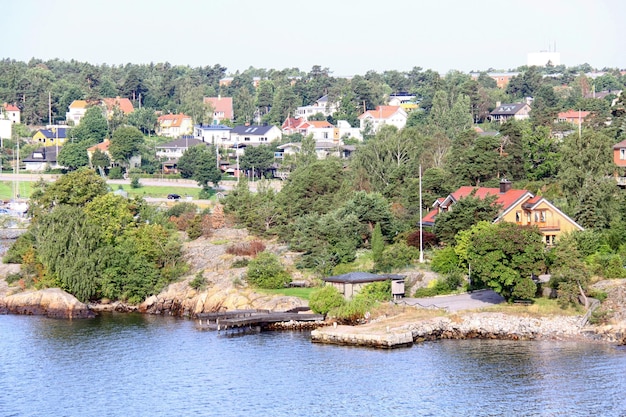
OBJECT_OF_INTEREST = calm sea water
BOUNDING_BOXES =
[1,313,625,417]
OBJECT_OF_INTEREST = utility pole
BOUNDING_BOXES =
[419,164,424,263]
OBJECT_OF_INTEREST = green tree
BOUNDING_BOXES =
[466,222,544,300]
[309,285,345,315]
[109,126,144,167]
[240,144,275,179]
[177,144,221,190]
[371,222,384,268]
[69,106,108,143]
[58,141,90,171]
[433,192,501,245]
[127,107,157,135]
[90,148,111,169]
[246,251,291,289]
[548,233,591,308]
[31,168,108,214]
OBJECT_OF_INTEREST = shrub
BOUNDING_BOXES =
[231,258,249,268]
[358,280,391,302]
[189,272,206,290]
[309,285,345,315]
[511,277,537,300]
[198,188,214,200]
[406,230,438,249]
[166,202,198,218]
[3,232,35,264]
[246,251,291,289]
[376,242,419,272]
[588,288,608,302]
[329,297,374,325]
[226,240,266,256]
[187,215,204,240]
[108,166,123,179]
[130,176,141,189]
[5,272,22,285]
[430,246,459,274]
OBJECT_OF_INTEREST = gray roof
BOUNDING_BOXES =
[490,103,528,116]
[231,125,276,135]
[156,137,208,149]
[323,272,405,284]
[23,146,60,163]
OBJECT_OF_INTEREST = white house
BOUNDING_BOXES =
[295,95,338,120]
[358,105,408,133]
[66,100,89,125]
[156,113,193,138]
[489,103,531,124]
[23,146,63,172]
[3,103,20,124]
[194,124,232,147]
[156,137,208,159]
[230,125,282,146]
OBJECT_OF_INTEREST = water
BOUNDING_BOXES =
[1,313,625,417]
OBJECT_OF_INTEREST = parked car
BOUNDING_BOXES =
[167,193,181,200]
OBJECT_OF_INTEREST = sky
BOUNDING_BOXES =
[2,0,624,76]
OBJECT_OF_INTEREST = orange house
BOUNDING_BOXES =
[422,180,583,245]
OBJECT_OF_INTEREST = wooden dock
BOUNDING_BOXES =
[195,309,325,331]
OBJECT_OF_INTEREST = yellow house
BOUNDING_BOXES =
[422,180,583,245]
[32,127,68,147]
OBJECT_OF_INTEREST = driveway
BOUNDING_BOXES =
[398,289,505,312]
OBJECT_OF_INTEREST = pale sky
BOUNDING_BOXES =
[2,0,624,76]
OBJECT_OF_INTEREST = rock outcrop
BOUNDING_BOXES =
[0,288,94,319]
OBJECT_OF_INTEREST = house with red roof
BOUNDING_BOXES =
[156,113,193,138]
[101,97,134,118]
[203,96,234,123]
[358,105,407,133]
[3,103,20,124]
[557,110,591,127]
[421,180,583,245]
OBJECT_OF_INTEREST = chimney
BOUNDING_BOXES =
[499,178,511,193]
[495,101,501,108]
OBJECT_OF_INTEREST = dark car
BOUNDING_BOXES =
[167,193,181,200]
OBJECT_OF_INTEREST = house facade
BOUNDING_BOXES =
[557,110,591,127]
[32,127,68,147]
[295,95,337,120]
[156,113,193,138]
[358,105,407,133]
[489,103,531,124]
[194,124,232,146]
[230,125,282,145]
[3,103,20,124]
[101,97,134,119]
[23,146,62,171]
[87,139,141,169]
[66,100,89,125]
[156,137,208,159]
[323,272,405,300]
[422,180,583,245]
[203,96,234,123]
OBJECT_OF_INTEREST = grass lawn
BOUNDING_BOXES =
[0,181,33,200]
[112,184,205,199]
[259,287,317,301]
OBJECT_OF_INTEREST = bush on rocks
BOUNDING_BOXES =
[309,285,345,315]
[246,251,291,289]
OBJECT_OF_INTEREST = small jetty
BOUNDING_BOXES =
[195,308,325,332]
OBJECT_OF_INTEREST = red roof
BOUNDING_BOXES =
[422,185,532,226]
[102,97,134,114]
[157,113,191,127]
[308,120,333,128]
[282,117,300,130]
[204,96,234,120]
[358,105,402,120]
[87,139,110,152]
[558,110,591,120]
[4,103,19,112]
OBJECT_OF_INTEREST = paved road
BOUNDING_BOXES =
[398,289,505,312]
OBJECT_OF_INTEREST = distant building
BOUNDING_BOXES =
[203,96,234,123]
[156,113,193,138]
[489,102,531,124]
[66,100,89,125]
[101,96,134,119]
[470,72,520,89]
[557,110,591,127]
[3,103,20,124]
[358,105,407,133]
[23,146,63,172]
[295,95,338,120]
[32,127,68,147]
[155,137,208,159]
[230,125,282,146]
[194,124,232,146]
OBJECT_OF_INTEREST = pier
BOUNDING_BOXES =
[195,309,325,331]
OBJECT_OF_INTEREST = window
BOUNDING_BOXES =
[244,137,250,142]
[540,211,546,223]
[323,132,329,139]
[621,149,626,160]
[515,211,521,223]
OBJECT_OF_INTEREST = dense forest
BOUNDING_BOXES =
[2,58,626,313]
